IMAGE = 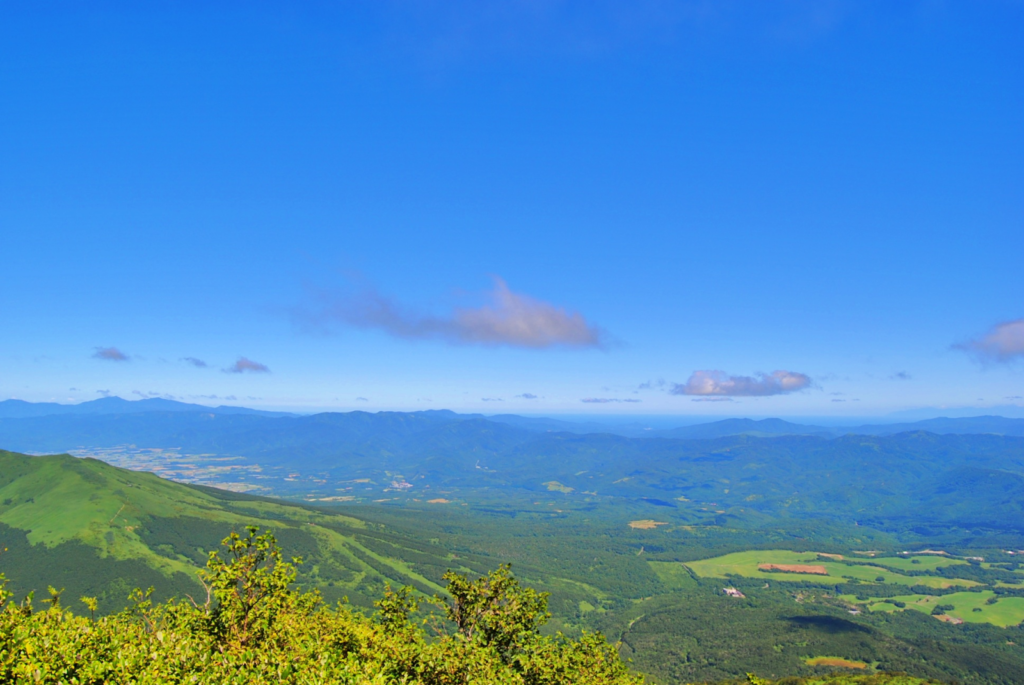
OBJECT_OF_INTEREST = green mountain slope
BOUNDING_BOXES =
[0,449,482,613]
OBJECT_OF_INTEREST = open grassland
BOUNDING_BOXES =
[684,550,980,589]
[850,590,1024,628]
[861,556,966,572]
[0,452,372,582]
[629,520,669,529]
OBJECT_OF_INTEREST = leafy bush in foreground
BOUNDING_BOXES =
[0,527,640,684]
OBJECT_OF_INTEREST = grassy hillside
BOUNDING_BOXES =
[0,449,479,612]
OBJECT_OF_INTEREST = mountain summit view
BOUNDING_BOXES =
[2,2,1022,684]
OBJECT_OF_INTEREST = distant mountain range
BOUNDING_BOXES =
[0,396,294,419]
[4,397,1023,439]
[2,399,1024,536]
[650,415,1024,439]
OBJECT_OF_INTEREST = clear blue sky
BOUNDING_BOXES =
[2,1,1022,417]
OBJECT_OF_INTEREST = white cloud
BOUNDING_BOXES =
[296,277,608,350]
[225,357,270,374]
[93,346,128,362]
[957,319,1024,363]
[671,370,812,397]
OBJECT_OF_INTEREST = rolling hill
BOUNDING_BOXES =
[3,407,1024,536]
[0,448,516,614]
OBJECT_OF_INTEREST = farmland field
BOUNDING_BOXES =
[860,555,967,572]
[683,550,981,589]
[851,590,1024,628]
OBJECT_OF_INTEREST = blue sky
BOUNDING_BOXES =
[2,1,1022,417]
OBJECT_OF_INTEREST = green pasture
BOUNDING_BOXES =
[855,555,965,572]
[0,451,427,594]
[850,590,1024,628]
[684,550,980,589]
[996,580,1024,588]
[685,549,820,580]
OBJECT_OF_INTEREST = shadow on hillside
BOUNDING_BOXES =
[784,615,871,634]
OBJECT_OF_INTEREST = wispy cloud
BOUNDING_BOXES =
[581,397,642,404]
[133,390,178,400]
[691,397,733,403]
[225,357,270,374]
[671,370,812,397]
[637,379,666,390]
[96,389,112,397]
[481,397,504,402]
[355,397,369,402]
[956,319,1024,363]
[296,277,608,350]
[890,371,911,380]
[516,393,538,399]
[93,346,128,362]
[182,357,208,368]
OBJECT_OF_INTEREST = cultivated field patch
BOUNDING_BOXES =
[629,520,668,530]
[803,656,868,669]
[685,550,982,589]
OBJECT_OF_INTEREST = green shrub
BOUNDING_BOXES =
[0,527,641,685]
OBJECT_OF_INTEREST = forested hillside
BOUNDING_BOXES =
[2,448,1024,682]
[3,410,1024,536]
